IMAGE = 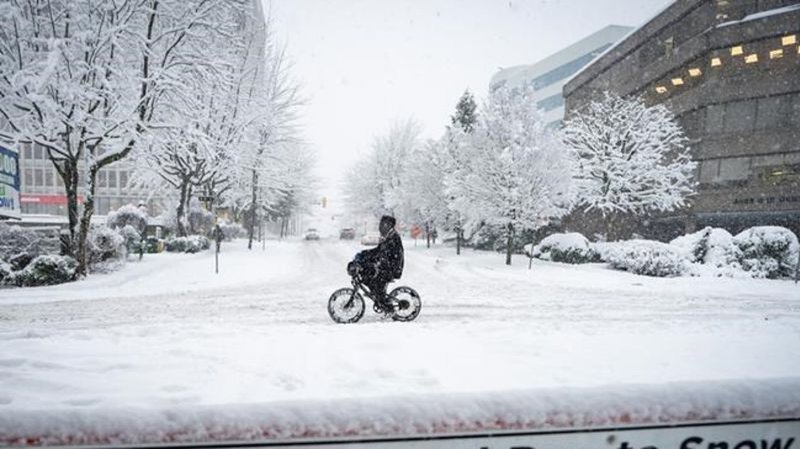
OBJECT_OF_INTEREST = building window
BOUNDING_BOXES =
[730,45,743,56]
[711,57,722,67]
[45,170,53,187]
[756,96,786,129]
[782,35,797,46]
[688,68,702,77]
[33,146,43,160]
[536,94,564,112]
[23,144,33,159]
[699,159,719,184]
[109,171,117,189]
[655,86,667,94]
[706,104,725,133]
[769,49,783,59]
[671,77,684,86]
[34,169,43,186]
[24,168,33,188]
[119,171,128,188]
[98,171,107,188]
[744,53,758,64]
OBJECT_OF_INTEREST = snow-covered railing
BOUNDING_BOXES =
[3,379,799,447]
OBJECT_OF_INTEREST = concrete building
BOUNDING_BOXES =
[490,25,633,126]
[563,0,800,238]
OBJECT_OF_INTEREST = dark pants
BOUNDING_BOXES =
[359,263,390,302]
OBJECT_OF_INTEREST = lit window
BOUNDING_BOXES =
[711,57,722,67]
[769,49,783,59]
[655,86,667,94]
[730,45,743,56]
[782,35,797,46]
[745,53,758,63]
[671,77,684,86]
[688,68,702,77]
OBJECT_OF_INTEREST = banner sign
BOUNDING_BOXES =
[0,145,21,220]
[195,419,799,449]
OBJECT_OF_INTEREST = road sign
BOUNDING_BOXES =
[0,145,21,220]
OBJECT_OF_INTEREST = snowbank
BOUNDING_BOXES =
[3,379,799,447]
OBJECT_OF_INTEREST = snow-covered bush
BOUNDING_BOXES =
[733,226,799,279]
[0,223,61,262]
[166,235,210,253]
[9,252,34,271]
[106,204,148,234]
[670,227,743,277]
[531,232,600,264]
[606,240,689,277]
[187,208,214,236]
[88,226,127,267]
[0,260,12,285]
[119,225,142,249]
[12,255,77,287]
[218,221,245,241]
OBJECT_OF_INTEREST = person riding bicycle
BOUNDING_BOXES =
[348,215,404,311]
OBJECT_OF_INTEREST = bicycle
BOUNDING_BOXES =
[327,264,422,324]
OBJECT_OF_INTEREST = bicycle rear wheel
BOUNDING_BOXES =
[388,286,421,322]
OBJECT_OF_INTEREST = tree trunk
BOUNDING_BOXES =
[75,166,99,277]
[425,221,431,248]
[248,169,258,250]
[456,228,462,255]
[505,223,514,266]
[63,160,80,256]
[176,178,189,237]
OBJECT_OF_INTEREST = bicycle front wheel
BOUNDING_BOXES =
[328,288,365,324]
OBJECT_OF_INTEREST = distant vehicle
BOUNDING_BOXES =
[360,232,380,246]
[305,228,320,240]
[339,228,356,240]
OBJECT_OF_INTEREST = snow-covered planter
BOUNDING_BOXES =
[166,235,210,253]
[733,226,799,279]
[88,226,127,268]
[530,232,600,264]
[606,240,689,277]
[12,255,77,287]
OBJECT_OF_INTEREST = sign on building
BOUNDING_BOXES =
[0,145,21,220]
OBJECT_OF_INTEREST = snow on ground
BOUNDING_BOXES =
[0,238,799,445]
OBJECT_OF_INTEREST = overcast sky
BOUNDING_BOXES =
[265,0,672,206]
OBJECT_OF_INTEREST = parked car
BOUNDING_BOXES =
[339,228,356,240]
[304,228,320,240]
[360,232,380,246]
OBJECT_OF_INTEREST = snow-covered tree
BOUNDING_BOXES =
[451,89,478,133]
[562,92,696,238]
[344,119,421,220]
[400,138,451,248]
[447,89,478,254]
[448,86,575,265]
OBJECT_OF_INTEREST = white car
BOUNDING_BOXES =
[360,232,380,246]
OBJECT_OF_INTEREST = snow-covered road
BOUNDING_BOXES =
[1,239,799,445]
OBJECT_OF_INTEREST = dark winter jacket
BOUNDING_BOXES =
[359,229,404,280]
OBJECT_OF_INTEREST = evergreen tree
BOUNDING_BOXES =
[451,90,478,133]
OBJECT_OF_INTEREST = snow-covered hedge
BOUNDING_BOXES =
[9,255,77,287]
[0,260,12,285]
[529,232,600,264]
[166,235,210,253]
[605,240,689,277]
[670,227,743,277]
[733,226,799,279]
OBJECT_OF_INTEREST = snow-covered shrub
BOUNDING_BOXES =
[88,226,127,266]
[165,235,210,253]
[606,240,689,277]
[9,252,34,271]
[0,260,12,285]
[531,232,600,264]
[733,226,799,279]
[12,255,77,287]
[218,221,245,241]
[119,225,142,249]
[670,227,743,277]
[106,204,148,234]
